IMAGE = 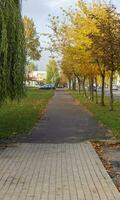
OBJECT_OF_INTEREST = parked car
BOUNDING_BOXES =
[39,85,45,89]
[39,84,55,90]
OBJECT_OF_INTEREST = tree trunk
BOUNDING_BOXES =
[101,74,105,106]
[96,60,105,106]
[88,77,94,101]
[83,77,87,98]
[109,70,114,111]
[72,77,76,91]
[88,77,91,100]
[68,79,71,90]
[77,77,81,94]
[91,77,94,101]
[95,77,98,104]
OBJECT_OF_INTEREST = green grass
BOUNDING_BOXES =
[0,88,54,138]
[70,91,120,138]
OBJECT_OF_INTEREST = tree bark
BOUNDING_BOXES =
[109,70,114,111]
[89,77,94,101]
[88,77,91,100]
[83,77,87,98]
[101,74,105,106]
[68,79,71,90]
[96,60,105,106]
[77,77,81,94]
[72,77,76,91]
[95,76,98,104]
[91,77,94,101]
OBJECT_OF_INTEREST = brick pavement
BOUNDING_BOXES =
[0,142,120,200]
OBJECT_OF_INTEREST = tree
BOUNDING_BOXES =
[46,59,60,86]
[0,0,26,103]
[23,16,41,62]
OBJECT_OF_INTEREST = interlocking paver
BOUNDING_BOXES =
[0,142,119,200]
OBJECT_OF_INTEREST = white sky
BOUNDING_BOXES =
[22,0,120,71]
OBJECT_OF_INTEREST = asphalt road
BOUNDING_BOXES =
[15,89,108,143]
[98,89,120,99]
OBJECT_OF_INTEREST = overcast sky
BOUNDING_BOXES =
[22,0,120,71]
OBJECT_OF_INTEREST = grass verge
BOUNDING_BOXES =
[70,91,120,138]
[0,88,54,138]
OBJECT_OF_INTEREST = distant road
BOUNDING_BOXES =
[98,89,120,99]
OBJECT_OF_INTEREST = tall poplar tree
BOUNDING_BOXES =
[0,0,26,103]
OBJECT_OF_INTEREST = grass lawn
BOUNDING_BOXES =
[0,88,54,138]
[70,91,120,138]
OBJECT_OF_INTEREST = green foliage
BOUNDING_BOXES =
[0,0,26,103]
[46,59,60,85]
[23,16,41,62]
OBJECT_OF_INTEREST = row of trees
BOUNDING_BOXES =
[47,0,120,110]
[0,0,26,103]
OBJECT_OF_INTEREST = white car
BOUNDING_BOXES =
[39,84,55,90]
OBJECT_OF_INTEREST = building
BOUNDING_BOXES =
[26,71,47,87]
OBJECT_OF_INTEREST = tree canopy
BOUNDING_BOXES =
[47,0,120,110]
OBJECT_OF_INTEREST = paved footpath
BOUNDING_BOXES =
[0,90,120,200]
